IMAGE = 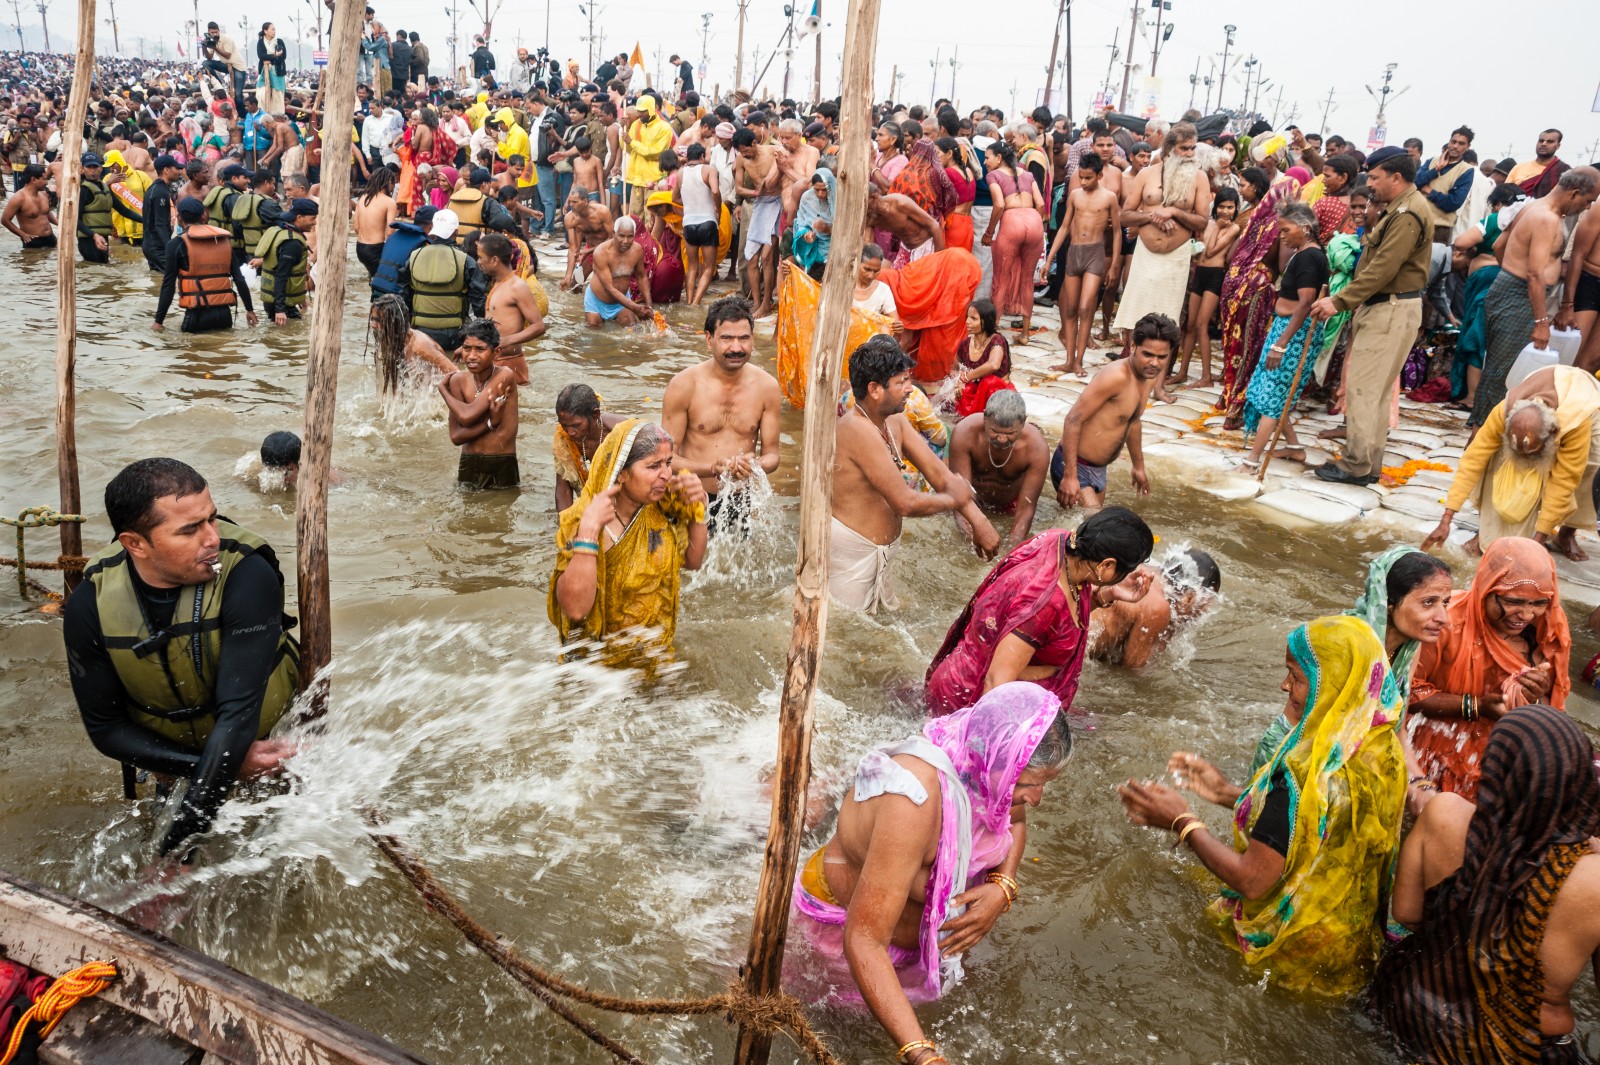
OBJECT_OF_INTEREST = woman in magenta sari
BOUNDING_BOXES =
[925,508,1154,717]
[633,192,687,304]
[792,682,1072,1058]
[1219,169,1302,427]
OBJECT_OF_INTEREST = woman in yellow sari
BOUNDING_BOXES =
[549,420,709,654]
[1118,615,1407,995]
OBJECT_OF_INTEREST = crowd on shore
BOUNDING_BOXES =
[5,30,1600,1065]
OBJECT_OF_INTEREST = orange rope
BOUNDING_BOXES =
[0,961,117,1065]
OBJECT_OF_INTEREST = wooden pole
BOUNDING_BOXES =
[293,0,364,718]
[1043,0,1065,112]
[1255,290,1326,484]
[732,0,879,1059]
[54,0,95,594]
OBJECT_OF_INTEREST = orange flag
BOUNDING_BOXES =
[629,42,644,69]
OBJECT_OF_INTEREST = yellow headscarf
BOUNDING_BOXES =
[547,420,705,652]
[1208,615,1407,996]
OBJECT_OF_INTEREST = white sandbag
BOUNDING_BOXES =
[1254,488,1361,524]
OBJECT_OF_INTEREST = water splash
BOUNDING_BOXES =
[688,465,794,592]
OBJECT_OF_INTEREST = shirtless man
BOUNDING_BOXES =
[1558,172,1600,374]
[946,389,1050,553]
[1088,549,1221,668]
[477,231,546,385]
[1041,152,1121,375]
[732,128,783,317]
[865,184,946,260]
[830,335,998,613]
[353,170,398,278]
[562,187,614,289]
[660,295,783,536]
[121,132,155,178]
[1052,312,1178,508]
[370,293,457,395]
[584,216,651,328]
[1,164,57,248]
[570,138,605,204]
[256,114,297,178]
[773,118,820,233]
[437,318,520,490]
[180,159,211,206]
[1479,168,1599,415]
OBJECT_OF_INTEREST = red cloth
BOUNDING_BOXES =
[955,374,1015,418]
[943,212,974,252]
[880,248,983,383]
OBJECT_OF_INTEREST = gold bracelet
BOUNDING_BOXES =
[897,1040,937,1065]
[1171,812,1197,833]
[1176,821,1204,848]
[984,871,1019,903]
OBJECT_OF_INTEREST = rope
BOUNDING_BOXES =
[366,821,840,1065]
[0,961,118,1065]
[0,506,86,603]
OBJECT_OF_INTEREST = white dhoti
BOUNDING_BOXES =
[1111,240,1194,331]
[828,517,900,614]
[971,205,994,300]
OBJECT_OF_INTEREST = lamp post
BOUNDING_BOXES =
[1216,23,1235,112]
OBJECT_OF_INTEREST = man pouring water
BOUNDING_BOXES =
[63,459,300,859]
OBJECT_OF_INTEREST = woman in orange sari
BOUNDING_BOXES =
[1407,536,1571,800]
[879,248,983,384]
[936,136,976,252]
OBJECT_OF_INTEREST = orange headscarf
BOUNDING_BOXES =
[1414,536,1571,712]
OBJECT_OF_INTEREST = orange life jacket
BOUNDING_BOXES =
[177,224,236,309]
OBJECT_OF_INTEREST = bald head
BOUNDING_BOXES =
[1506,399,1558,457]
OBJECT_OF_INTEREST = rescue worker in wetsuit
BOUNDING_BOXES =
[228,169,281,269]
[203,163,250,233]
[153,197,258,333]
[371,204,436,300]
[398,208,486,351]
[449,166,517,246]
[250,197,319,324]
[64,458,299,857]
[141,154,182,272]
[78,151,142,264]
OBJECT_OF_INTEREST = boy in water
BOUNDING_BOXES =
[260,431,301,483]
[1171,187,1241,388]
[1042,152,1121,377]
[437,318,520,489]
[1089,548,1222,667]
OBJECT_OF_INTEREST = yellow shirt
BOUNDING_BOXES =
[625,117,675,188]
[465,102,488,131]
[494,109,537,188]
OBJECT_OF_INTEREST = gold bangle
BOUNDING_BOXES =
[1177,821,1204,847]
[984,871,1019,904]
[1171,812,1197,832]
[897,1040,936,1064]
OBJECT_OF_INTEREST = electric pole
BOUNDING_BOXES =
[948,46,959,101]
[446,0,461,83]
[1365,62,1406,134]
[1150,0,1169,76]
[1100,41,1119,100]
[10,0,27,52]
[103,0,118,54]
[238,16,250,51]
[1216,23,1235,113]
[811,4,821,105]
[1240,54,1257,119]
[303,0,322,51]
[34,0,47,51]
[928,47,938,107]
[734,0,749,89]
[288,11,305,68]
[1318,86,1336,136]
[1116,0,1138,112]
[1043,0,1067,113]
[1271,84,1283,125]
[700,12,712,83]
[1063,0,1072,121]
[1187,55,1199,109]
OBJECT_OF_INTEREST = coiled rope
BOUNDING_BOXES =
[0,506,87,602]
[0,961,118,1065]
[366,819,839,1065]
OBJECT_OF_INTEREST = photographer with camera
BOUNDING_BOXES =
[201,21,250,112]
[509,47,540,96]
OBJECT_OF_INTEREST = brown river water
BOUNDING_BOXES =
[2,237,1598,1063]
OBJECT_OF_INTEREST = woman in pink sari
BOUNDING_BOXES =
[635,192,687,304]
[792,682,1071,1055]
[1218,169,1301,427]
[925,508,1154,716]
[408,107,457,215]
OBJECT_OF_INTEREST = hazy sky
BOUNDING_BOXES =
[17,0,1599,162]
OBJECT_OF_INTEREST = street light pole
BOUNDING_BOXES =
[1043,0,1067,113]
[928,46,938,106]
[34,0,48,50]
[1217,23,1235,113]
[1116,0,1137,112]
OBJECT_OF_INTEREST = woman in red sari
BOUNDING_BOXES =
[925,508,1154,716]
[1219,169,1300,428]
[408,107,456,216]
[636,192,686,304]
[937,135,976,252]
[889,124,957,230]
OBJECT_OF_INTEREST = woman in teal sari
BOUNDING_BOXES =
[792,170,835,281]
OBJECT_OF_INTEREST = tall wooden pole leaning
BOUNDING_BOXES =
[732,0,880,1059]
[294,0,365,719]
[54,0,96,594]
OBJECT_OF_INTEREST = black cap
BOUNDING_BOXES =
[81,151,103,167]
[803,121,826,137]
[153,153,180,170]
[414,205,439,227]
[220,163,250,180]
[286,197,320,218]
[1493,156,1517,176]
[1366,145,1407,169]
[470,166,492,185]
[177,195,205,219]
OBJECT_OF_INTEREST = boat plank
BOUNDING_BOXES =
[2,871,429,1065]
[39,998,196,1065]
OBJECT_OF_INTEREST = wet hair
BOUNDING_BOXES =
[459,317,501,348]
[361,166,396,203]
[732,128,756,149]
[1164,548,1222,593]
[1025,714,1073,770]
[1558,169,1599,196]
[1212,186,1240,215]
[476,232,514,265]
[371,294,411,396]
[969,297,997,335]
[1385,551,1450,607]
[105,458,209,538]
[184,159,208,181]
[685,142,705,161]
[623,423,673,468]
[848,334,916,401]
[984,388,1026,427]
[704,294,756,336]
[1067,506,1154,580]
[1131,312,1181,352]
[860,242,885,262]
[1078,151,1104,175]
[260,430,302,469]
[555,383,602,420]
[1239,166,1271,199]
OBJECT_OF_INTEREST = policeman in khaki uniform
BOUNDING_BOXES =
[65,459,299,857]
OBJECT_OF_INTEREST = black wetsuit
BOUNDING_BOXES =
[154,234,256,333]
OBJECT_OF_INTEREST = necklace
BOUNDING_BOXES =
[986,440,1013,469]
[856,406,902,465]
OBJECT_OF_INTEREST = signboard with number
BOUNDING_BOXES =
[1366,125,1386,151]
[313,50,329,67]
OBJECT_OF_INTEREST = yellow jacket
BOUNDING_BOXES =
[466,101,489,130]
[495,108,538,188]
[625,116,674,188]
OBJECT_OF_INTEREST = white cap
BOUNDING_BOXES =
[430,209,460,239]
